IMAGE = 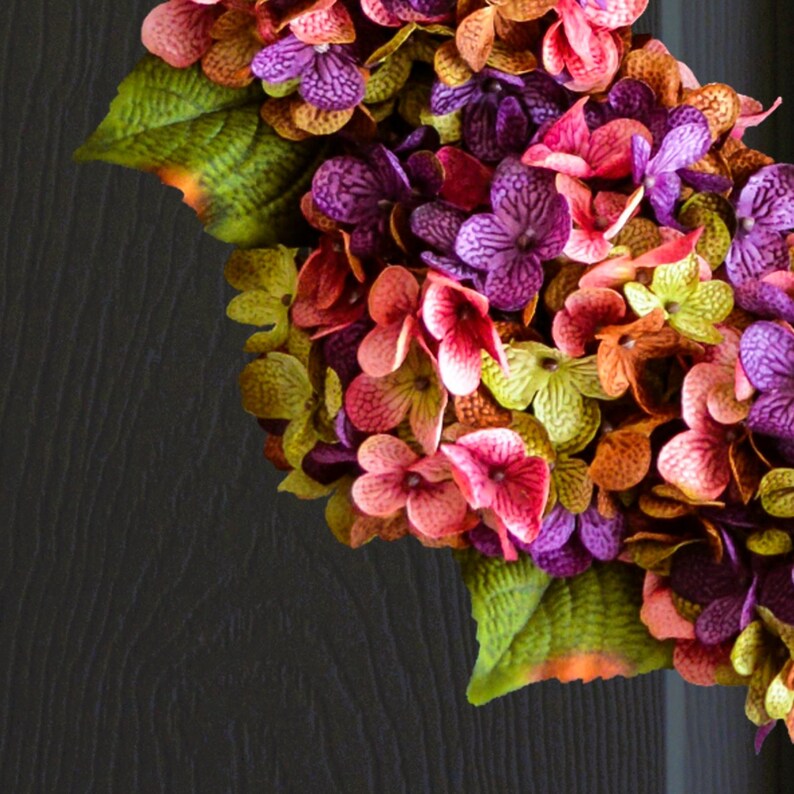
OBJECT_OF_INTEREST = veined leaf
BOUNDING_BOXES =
[458,550,673,705]
[75,56,328,247]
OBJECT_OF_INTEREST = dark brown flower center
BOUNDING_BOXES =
[619,334,636,349]
[457,303,474,322]
[490,468,506,483]
[516,231,536,252]
[281,293,292,307]
[414,376,430,392]
[540,357,560,371]
[404,472,422,489]
[665,301,682,315]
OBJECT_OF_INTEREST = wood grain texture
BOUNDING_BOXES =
[0,2,791,792]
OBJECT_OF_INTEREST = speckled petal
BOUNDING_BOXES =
[531,503,576,553]
[578,505,625,561]
[352,471,408,515]
[142,0,220,68]
[748,391,794,442]
[740,322,794,392]
[695,595,744,645]
[312,156,381,223]
[531,534,593,578]
[483,255,544,311]
[657,429,731,501]
[300,50,365,111]
[407,481,468,538]
[251,34,313,83]
[455,213,515,271]
[735,164,794,232]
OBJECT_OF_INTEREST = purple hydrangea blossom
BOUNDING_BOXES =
[669,531,758,645]
[431,70,569,163]
[467,501,625,576]
[527,502,626,577]
[377,0,455,22]
[735,271,794,323]
[302,410,364,484]
[739,321,794,443]
[454,158,571,311]
[725,164,794,285]
[251,34,365,112]
[311,145,442,257]
[631,106,729,228]
[410,200,486,286]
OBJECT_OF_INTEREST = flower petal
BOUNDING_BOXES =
[352,471,408,515]
[657,429,731,501]
[407,481,469,538]
[740,322,794,392]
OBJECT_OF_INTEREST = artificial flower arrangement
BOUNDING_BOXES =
[76,0,794,748]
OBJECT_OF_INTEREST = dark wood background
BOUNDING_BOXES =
[2,1,793,791]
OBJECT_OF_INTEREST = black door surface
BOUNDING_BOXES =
[2,1,794,791]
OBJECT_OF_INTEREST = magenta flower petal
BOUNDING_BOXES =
[726,225,790,285]
[649,121,711,175]
[694,595,744,646]
[441,442,495,508]
[300,50,366,111]
[483,255,544,312]
[411,201,466,252]
[647,171,683,228]
[489,159,559,236]
[455,214,515,271]
[747,391,794,441]
[531,537,593,578]
[734,164,794,232]
[312,157,381,223]
[735,272,794,323]
[740,322,794,392]
[251,34,314,83]
[578,505,625,561]
[530,503,576,553]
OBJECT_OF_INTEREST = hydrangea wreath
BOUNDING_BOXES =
[76,0,794,748]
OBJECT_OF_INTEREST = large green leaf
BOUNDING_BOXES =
[458,550,674,705]
[75,56,328,247]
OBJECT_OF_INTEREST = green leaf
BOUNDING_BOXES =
[75,55,328,247]
[458,551,673,705]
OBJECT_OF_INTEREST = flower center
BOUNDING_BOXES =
[482,79,503,95]
[281,293,292,307]
[457,303,474,322]
[404,472,422,489]
[540,357,560,371]
[643,175,657,190]
[490,468,506,483]
[618,334,636,349]
[724,428,739,444]
[516,231,535,252]
[313,43,330,54]
[740,216,756,233]
[414,376,430,392]
[347,286,363,305]
[378,198,395,212]
[665,301,682,315]
[636,270,652,285]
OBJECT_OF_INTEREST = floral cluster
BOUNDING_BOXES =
[140,0,794,745]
